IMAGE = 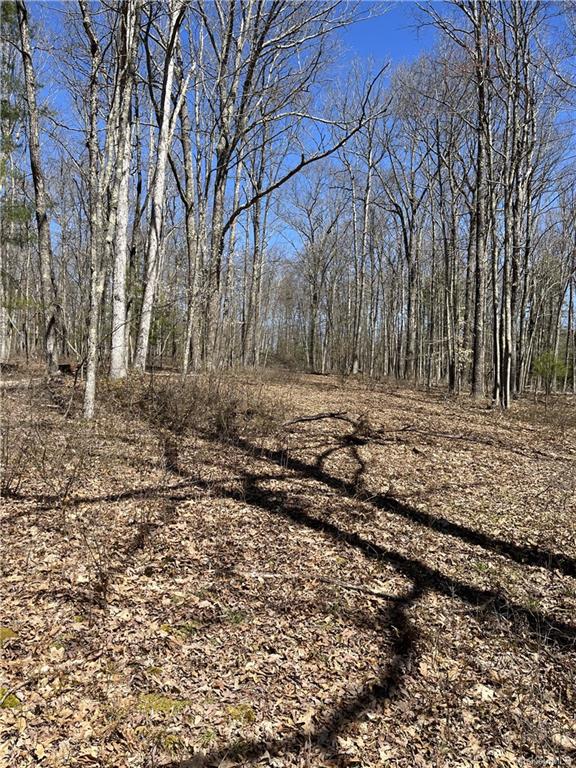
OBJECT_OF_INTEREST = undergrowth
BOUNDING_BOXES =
[103,372,286,443]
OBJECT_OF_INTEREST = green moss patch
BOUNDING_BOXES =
[0,688,21,709]
[224,610,248,625]
[160,620,203,637]
[227,703,256,724]
[159,732,185,753]
[175,620,203,636]
[138,693,189,714]
[147,666,163,678]
[0,627,18,646]
[199,729,215,747]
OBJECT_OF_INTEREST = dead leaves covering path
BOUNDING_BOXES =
[1,374,576,767]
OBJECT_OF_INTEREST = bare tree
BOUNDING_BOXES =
[134,0,189,372]
[16,0,60,374]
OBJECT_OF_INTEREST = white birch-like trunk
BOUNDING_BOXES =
[82,0,139,417]
[110,124,132,379]
[134,1,187,371]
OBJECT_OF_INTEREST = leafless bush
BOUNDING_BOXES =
[3,425,92,504]
[1,390,93,504]
[511,394,576,430]
[107,372,285,443]
[1,422,34,497]
[76,516,113,608]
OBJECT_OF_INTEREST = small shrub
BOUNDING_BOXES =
[0,423,32,496]
[532,352,567,409]
[108,372,284,444]
[1,420,92,502]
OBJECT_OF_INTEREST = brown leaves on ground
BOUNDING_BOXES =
[1,373,575,767]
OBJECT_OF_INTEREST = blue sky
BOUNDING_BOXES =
[341,1,437,65]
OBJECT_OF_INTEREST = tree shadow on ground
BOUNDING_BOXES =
[180,470,576,650]
[7,415,575,579]
[4,417,576,765]
[161,463,574,767]
[235,427,576,579]
[163,580,423,768]
[6,434,575,645]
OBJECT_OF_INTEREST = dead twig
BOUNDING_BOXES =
[283,411,351,427]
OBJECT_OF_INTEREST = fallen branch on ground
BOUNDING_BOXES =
[283,411,351,427]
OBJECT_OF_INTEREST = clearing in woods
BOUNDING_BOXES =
[1,372,575,767]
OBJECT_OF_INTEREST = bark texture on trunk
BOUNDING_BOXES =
[16,0,60,374]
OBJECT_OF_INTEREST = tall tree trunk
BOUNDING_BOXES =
[16,0,59,374]
[471,3,489,400]
[110,3,140,378]
[135,0,187,371]
[110,122,133,379]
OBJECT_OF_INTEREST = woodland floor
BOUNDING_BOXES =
[1,370,576,768]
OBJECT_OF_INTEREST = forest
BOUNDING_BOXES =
[0,0,574,410]
[1,1,576,767]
